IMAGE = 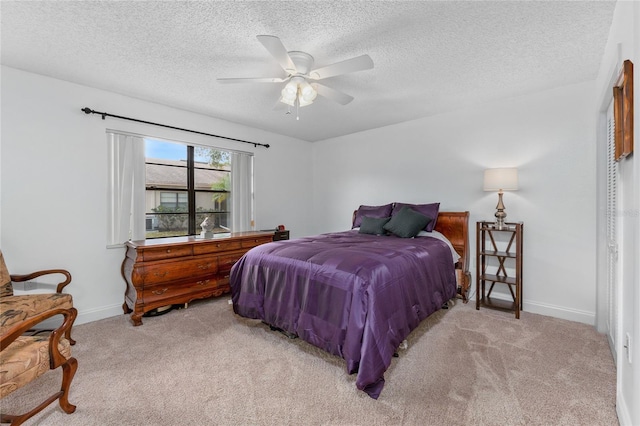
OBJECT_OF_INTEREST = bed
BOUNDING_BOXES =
[230,204,470,399]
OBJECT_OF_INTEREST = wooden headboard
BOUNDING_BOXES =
[434,211,471,302]
[351,209,471,302]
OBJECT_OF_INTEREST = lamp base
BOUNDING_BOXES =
[495,191,507,229]
[495,215,507,230]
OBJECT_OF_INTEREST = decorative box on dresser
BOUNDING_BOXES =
[476,221,524,319]
[273,230,290,241]
[121,231,275,326]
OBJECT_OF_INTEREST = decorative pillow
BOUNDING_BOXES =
[358,216,391,236]
[352,203,393,228]
[383,206,431,238]
[392,202,440,232]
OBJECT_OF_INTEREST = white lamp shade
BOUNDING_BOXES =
[484,168,518,191]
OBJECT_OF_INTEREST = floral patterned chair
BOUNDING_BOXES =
[0,307,78,425]
[0,251,75,345]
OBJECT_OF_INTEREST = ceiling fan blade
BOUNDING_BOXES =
[217,77,286,84]
[256,35,297,74]
[309,54,373,80]
[315,83,354,105]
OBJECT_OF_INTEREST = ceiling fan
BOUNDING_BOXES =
[217,35,374,114]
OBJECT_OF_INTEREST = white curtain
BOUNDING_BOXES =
[231,152,254,232]
[106,132,146,247]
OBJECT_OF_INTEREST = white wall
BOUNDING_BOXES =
[312,81,597,324]
[594,1,639,425]
[0,66,313,325]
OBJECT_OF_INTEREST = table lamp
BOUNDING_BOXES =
[484,168,518,229]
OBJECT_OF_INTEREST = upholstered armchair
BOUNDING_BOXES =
[0,307,78,425]
[0,251,75,345]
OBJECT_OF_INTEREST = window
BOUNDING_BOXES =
[145,139,234,239]
[107,131,254,246]
[160,192,188,209]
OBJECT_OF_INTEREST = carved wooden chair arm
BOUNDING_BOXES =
[0,307,77,368]
[10,269,72,293]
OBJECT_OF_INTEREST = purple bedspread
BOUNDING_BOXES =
[230,230,456,399]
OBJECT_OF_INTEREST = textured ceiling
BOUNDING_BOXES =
[1,1,616,142]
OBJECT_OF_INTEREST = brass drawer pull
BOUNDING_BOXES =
[166,249,171,253]
[197,263,213,270]
[152,288,168,295]
[197,280,210,286]
[153,271,168,278]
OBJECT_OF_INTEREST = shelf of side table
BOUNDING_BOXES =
[475,221,524,318]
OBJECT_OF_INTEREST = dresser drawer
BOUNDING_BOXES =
[241,236,273,249]
[193,240,242,255]
[218,250,246,274]
[141,256,218,285]
[141,245,193,262]
[216,275,231,288]
[141,278,228,305]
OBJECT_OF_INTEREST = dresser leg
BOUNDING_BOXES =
[130,312,143,326]
[122,302,132,314]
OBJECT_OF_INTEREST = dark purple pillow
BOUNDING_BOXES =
[391,202,440,232]
[352,203,393,228]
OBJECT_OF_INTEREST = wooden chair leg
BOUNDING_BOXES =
[58,357,78,413]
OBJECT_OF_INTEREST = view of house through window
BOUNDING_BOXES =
[145,139,231,238]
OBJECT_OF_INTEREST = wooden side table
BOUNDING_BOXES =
[476,221,524,318]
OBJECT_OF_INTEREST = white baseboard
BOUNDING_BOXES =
[523,300,595,325]
[617,391,631,425]
[75,303,124,325]
[24,303,124,331]
[468,289,595,325]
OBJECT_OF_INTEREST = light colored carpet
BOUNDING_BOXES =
[1,297,617,425]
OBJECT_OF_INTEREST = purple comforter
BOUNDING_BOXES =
[230,230,456,399]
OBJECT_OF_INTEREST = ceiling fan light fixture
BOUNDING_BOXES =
[298,95,314,107]
[281,91,297,104]
[279,96,296,107]
[281,80,298,100]
[299,81,317,102]
[279,77,317,108]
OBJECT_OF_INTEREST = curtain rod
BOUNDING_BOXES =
[81,107,270,148]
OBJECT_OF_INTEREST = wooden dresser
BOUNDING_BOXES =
[121,231,274,325]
